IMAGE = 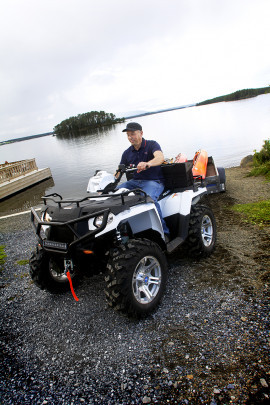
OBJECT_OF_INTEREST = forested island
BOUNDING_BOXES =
[196,86,270,106]
[53,111,124,136]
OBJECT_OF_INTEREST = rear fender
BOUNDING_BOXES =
[160,188,206,218]
[160,188,207,240]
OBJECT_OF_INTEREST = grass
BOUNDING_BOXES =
[232,200,270,227]
[16,259,29,266]
[0,245,7,270]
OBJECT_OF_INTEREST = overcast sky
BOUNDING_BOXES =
[0,0,269,141]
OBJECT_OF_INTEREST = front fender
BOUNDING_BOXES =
[93,203,164,240]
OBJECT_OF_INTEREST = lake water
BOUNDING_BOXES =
[0,94,269,216]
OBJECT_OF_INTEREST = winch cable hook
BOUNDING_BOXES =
[66,271,79,302]
[64,259,79,301]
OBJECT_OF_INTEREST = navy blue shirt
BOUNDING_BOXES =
[120,138,164,181]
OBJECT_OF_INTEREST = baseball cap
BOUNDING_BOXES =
[122,122,142,132]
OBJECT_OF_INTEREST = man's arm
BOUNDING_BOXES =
[137,150,164,172]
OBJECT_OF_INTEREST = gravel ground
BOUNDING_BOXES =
[0,167,269,404]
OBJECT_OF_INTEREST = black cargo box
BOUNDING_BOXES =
[161,161,194,189]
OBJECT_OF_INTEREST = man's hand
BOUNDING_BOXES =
[137,150,164,173]
[137,161,150,173]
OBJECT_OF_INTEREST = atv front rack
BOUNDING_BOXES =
[41,189,149,207]
[31,189,150,254]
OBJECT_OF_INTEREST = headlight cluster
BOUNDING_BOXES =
[42,211,52,222]
[94,213,114,228]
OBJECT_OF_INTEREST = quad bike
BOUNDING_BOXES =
[29,153,225,316]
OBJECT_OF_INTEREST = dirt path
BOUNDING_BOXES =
[205,167,270,292]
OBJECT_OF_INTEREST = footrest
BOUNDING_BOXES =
[166,237,184,253]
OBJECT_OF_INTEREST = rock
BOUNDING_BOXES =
[260,378,268,388]
[240,155,253,168]
[142,396,151,404]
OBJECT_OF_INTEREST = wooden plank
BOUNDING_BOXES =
[0,168,52,200]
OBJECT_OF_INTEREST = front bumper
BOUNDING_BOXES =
[31,207,110,255]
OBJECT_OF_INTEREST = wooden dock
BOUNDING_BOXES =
[0,159,52,200]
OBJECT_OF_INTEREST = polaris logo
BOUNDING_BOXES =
[43,240,68,250]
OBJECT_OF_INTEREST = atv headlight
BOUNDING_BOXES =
[43,211,52,222]
[94,213,114,228]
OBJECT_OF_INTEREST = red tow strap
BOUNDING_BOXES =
[66,271,79,301]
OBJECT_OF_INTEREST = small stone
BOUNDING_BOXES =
[213,388,221,394]
[241,317,247,322]
[168,341,174,346]
[227,383,235,389]
[260,378,268,388]
[163,368,169,374]
[142,396,151,404]
[186,374,193,380]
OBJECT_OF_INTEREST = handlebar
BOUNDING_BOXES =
[116,163,149,175]
[102,164,149,194]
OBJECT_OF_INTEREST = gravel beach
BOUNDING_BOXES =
[0,167,269,404]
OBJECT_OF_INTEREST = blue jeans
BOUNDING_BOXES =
[117,179,170,235]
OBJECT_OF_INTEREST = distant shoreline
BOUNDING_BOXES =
[0,105,195,146]
[1,86,269,146]
[0,131,54,146]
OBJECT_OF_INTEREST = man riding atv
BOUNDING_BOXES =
[117,122,170,240]
[29,127,225,317]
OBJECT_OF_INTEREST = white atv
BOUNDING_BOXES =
[30,157,225,317]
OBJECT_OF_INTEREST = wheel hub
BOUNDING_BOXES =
[201,215,213,247]
[132,256,162,304]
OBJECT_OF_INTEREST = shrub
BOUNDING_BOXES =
[247,140,270,181]
[253,139,270,165]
